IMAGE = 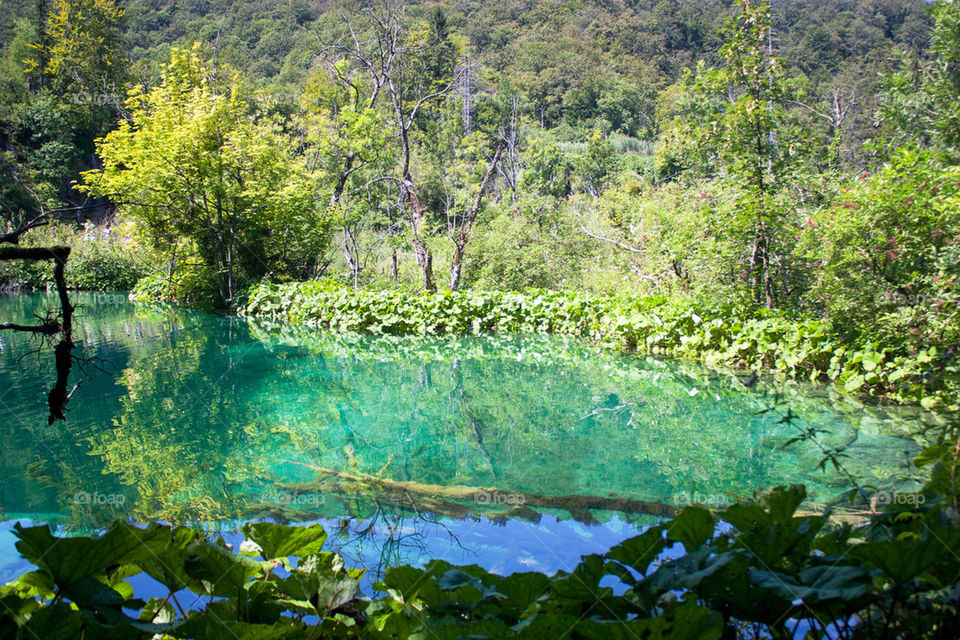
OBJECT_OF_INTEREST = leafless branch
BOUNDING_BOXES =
[578,223,645,255]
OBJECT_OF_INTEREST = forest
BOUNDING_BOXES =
[2,0,960,637]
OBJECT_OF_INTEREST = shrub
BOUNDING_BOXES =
[463,201,593,291]
[3,478,959,638]
[803,148,960,345]
[0,220,147,291]
[130,265,221,308]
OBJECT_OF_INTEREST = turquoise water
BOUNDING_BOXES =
[0,292,932,575]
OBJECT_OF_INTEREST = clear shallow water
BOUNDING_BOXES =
[0,292,934,577]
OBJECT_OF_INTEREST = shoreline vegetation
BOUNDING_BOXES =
[241,280,960,413]
[4,481,959,639]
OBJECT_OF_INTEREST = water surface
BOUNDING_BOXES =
[0,292,932,576]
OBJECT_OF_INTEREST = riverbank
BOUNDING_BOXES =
[241,280,958,412]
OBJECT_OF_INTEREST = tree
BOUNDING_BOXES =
[720,0,788,308]
[27,0,128,99]
[574,130,617,198]
[0,0,130,229]
[300,62,391,287]
[656,0,796,308]
[791,74,859,171]
[446,138,502,291]
[80,46,322,306]
[877,0,960,161]
[329,2,465,292]
[520,132,571,199]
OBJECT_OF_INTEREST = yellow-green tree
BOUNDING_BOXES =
[80,46,323,306]
[26,0,128,98]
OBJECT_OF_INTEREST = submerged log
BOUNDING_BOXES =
[279,462,678,524]
[274,460,871,527]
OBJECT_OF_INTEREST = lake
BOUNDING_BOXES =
[0,292,933,581]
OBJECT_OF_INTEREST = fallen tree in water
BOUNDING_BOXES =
[269,457,871,526]
[280,462,675,524]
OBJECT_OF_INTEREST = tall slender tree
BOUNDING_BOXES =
[328,2,465,292]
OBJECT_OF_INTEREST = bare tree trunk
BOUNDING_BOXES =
[411,212,436,293]
[404,179,437,292]
[461,53,472,134]
[416,242,435,292]
[449,246,464,292]
[749,222,773,309]
[342,226,360,288]
[449,146,502,291]
[506,97,519,201]
[49,248,75,423]
[762,236,774,309]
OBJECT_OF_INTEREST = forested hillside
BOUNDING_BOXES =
[0,0,933,223]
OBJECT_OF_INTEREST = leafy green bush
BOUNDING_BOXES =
[2,479,959,638]
[462,202,593,292]
[804,148,960,344]
[130,266,221,308]
[241,281,959,410]
[0,221,147,291]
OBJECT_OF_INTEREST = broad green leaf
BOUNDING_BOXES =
[606,525,667,574]
[139,597,176,624]
[14,522,169,586]
[435,569,480,591]
[852,537,955,584]
[184,540,262,597]
[762,485,806,524]
[749,564,872,604]
[667,506,715,550]
[2,570,56,600]
[242,522,327,560]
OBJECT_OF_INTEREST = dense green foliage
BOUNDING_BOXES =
[804,148,960,343]
[3,478,960,638]
[0,0,946,308]
[242,281,960,411]
[0,220,146,290]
